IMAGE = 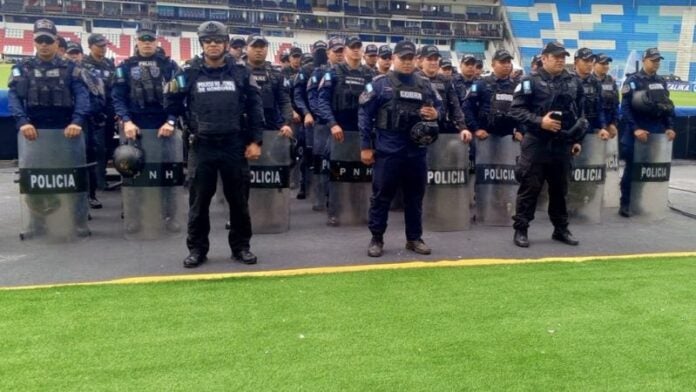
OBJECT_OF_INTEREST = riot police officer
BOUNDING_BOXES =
[82,33,116,202]
[376,45,392,75]
[593,53,619,137]
[464,49,521,142]
[363,44,378,71]
[65,41,83,62]
[573,48,609,139]
[453,54,479,109]
[165,21,265,268]
[439,59,453,77]
[510,41,586,248]
[229,36,246,60]
[316,35,376,226]
[9,19,91,238]
[530,54,542,74]
[619,48,676,217]
[358,40,444,257]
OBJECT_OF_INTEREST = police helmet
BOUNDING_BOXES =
[631,90,653,114]
[197,21,228,41]
[113,140,145,178]
[410,122,439,146]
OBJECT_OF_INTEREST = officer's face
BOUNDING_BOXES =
[575,57,593,75]
[439,67,453,77]
[290,54,301,69]
[393,54,415,74]
[378,55,392,72]
[247,43,268,64]
[329,48,344,64]
[364,54,377,67]
[593,61,610,76]
[542,53,567,75]
[460,61,476,78]
[229,46,243,58]
[137,37,157,57]
[422,55,440,76]
[346,43,362,62]
[492,59,512,78]
[67,52,83,62]
[34,36,58,59]
[643,58,661,74]
[202,37,227,60]
[90,43,107,58]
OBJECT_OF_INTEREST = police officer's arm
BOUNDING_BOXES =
[69,64,91,128]
[316,70,338,128]
[620,79,637,132]
[243,69,265,145]
[7,65,31,130]
[275,72,293,128]
[509,77,542,129]
[594,79,607,130]
[572,77,587,144]
[428,83,445,120]
[163,67,187,122]
[292,70,310,118]
[663,79,675,130]
[358,81,381,151]
[111,64,133,122]
[446,81,467,130]
[462,81,480,131]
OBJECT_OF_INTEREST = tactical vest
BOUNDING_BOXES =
[331,64,372,131]
[644,79,674,118]
[249,64,278,126]
[427,74,457,132]
[599,75,618,112]
[82,56,115,90]
[579,76,599,122]
[483,76,516,133]
[376,73,427,132]
[539,74,580,131]
[125,56,169,109]
[16,59,74,111]
[185,59,245,135]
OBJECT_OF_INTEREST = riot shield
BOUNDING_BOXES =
[312,124,330,211]
[249,130,292,233]
[603,136,621,208]
[567,135,607,224]
[120,128,186,240]
[18,129,90,242]
[423,134,470,231]
[630,134,672,220]
[328,131,371,225]
[474,135,520,226]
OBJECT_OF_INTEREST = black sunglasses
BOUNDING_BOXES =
[35,36,55,45]
[380,55,392,60]
[202,38,226,45]
[138,36,156,42]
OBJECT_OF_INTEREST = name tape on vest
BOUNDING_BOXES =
[196,80,236,93]
[400,91,423,100]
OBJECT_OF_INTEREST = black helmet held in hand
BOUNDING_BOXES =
[410,121,440,146]
[113,140,145,178]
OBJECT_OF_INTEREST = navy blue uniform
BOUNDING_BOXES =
[359,72,443,241]
[463,74,517,136]
[8,57,90,130]
[574,72,606,132]
[595,73,619,127]
[619,70,675,208]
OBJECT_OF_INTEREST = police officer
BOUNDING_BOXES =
[376,45,392,75]
[417,45,470,139]
[65,41,83,62]
[165,21,265,268]
[57,36,68,57]
[316,35,375,226]
[359,40,443,257]
[619,48,676,217]
[453,54,479,108]
[293,40,328,133]
[82,33,116,205]
[464,49,522,142]
[573,48,609,139]
[593,53,619,138]
[530,54,542,74]
[8,19,91,236]
[439,59,453,77]
[475,59,484,78]
[229,36,246,60]
[363,44,378,71]
[510,41,585,248]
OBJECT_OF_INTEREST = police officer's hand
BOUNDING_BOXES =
[420,106,438,121]
[607,124,618,139]
[279,125,293,138]
[158,122,174,138]
[541,112,562,132]
[304,113,315,128]
[331,125,344,143]
[361,149,375,166]
[634,129,649,143]
[245,143,262,160]
[598,128,610,140]
[64,124,82,139]
[571,143,582,156]
[666,129,676,141]
[292,111,301,124]
[20,124,38,141]
[460,129,472,143]
[474,129,489,140]
[124,121,139,140]
[514,131,524,142]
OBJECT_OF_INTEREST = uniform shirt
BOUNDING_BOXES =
[246,61,293,129]
[509,68,585,143]
[452,73,478,110]
[316,63,375,130]
[593,73,619,126]
[8,56,90,129]
[358,71,444,156]
[112,54,179,124]
[292,63,315,118]
[307,64,331,120]
[82,55,115,106]
[463,74,517,134]
[573,72,606,132]
[620,69,674,145]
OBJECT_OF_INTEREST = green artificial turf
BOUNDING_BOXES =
[669,90,696,107]
[1,256,695,391]
[0,63,11,89]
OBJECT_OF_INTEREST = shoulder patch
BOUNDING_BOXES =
[324,72,331,81]
[522,80,532,95]
[11,67,21,77]
[629,81,636,90]
[514,83,522,93]
[471,83,478,93]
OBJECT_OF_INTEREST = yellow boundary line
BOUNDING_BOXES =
[3,251,696,291]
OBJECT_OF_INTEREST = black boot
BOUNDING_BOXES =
[514,229,529,248]
[232,249,258,265]
[367,237,384,257]
[552,228,579,246]
[619,205,631,218]
[183,252,207,268]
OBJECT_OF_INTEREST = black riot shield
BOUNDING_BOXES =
[603,136,620,208]
[474,135,520,226]
[18,129,90,242]
[423,133,470,231]
[630,133,672,220]
[567,135,607,224]
[120,128,186,240]
[328,131,371,225]
[249,130,292,233]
